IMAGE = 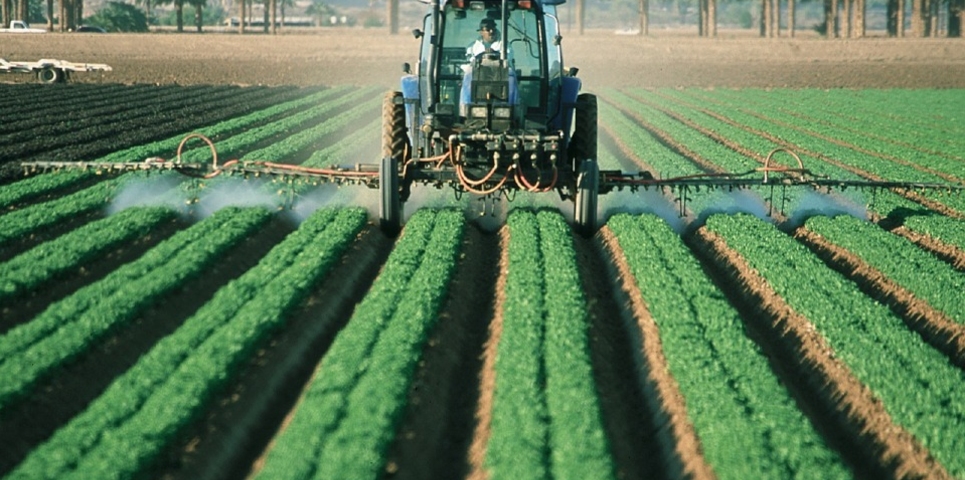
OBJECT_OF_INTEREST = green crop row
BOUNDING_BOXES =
[654,89,965,215]
[630,89,965,255]
[256,208,464,480]
[7,207,367,479]
[241,98,379,162]
[0,87,347,211]
[601,88,759,174]
[0,207,270,414]
[692,89,965,158]
[0,178,121,248]
[0,206,176,303]
[0,170,93,211]
[485,209,615,480]
[179,86,379,164]
[705,213,965,477]
[96,85,353,164]
[607,213,848,479]
[805,215,965,322]
[685,89,965,183]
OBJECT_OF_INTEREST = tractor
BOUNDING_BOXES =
[16,0,963,235]
[379,0,600,234]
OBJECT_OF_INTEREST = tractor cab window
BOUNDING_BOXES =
[437,1,545,119]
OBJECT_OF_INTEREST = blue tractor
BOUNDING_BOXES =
[380,0,600,235]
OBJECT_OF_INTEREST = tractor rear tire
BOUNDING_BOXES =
[574,158,599,237]
[569,93,597,173]
[381,91,409,235]
[380,155,402,236]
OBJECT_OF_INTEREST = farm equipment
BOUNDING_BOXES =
[15,0,965,235]
[0,58,112,83]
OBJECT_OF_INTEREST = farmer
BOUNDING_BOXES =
[466,18,506,62]
[460,17,517,116]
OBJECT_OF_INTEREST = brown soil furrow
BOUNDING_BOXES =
[689,226,950,480]
[642,90,965,220]
[890,225,965,272]
[794,227,965,369]
[597,226,714,480]
[574,231,669,480]
[466,225,510,480]
[159,225,393,480]
[382,223,499,480]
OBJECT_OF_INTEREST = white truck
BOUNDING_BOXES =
[0,58,112,83]
[0,20,47,33]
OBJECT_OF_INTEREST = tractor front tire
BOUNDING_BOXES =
[574,158,599,237]
[380,91,409,235]
[380,155,402,236]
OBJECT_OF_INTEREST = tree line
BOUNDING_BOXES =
[383,0,964,37]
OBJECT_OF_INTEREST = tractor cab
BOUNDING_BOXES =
[400,0,579,160]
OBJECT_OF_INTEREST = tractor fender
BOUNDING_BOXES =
[400,74,419,131]
[555,75,582,132]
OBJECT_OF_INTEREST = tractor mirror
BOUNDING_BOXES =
[403,62,412,74]
[554,34,562,46]
[568,67,579,77]
[412,28,423,38]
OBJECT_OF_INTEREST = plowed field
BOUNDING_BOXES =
[1,32,964,480]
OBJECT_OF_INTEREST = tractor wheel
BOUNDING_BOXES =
[569,93,597,172]
[574,158,599,237]
[380,91,409,235]
[380,155,402,236]
[37,67,62,84]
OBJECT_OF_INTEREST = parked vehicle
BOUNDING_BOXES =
[0,20,46,33]
[0,58,112,83]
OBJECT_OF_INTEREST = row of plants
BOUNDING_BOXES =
[0,205,177,305]
[179,86,378,164]
[599,95,781,217]
[705,213,965,478]
[0,170,92,211]
[1,86,349,213]
[2,85,314,166]
[0,178,122,248]
[651,89,965,216]
[804,215,965,321]
[0,206,271,414]
[0,84,164,131]
[679,89,965,183]
[255,208,465,479]
[485,209,615,480]
[608,213,850,478]
[708,89,965,152]
[7,207,368,479]
[2,85,238,148]
[241,97,380,162]
[616,89,965,256]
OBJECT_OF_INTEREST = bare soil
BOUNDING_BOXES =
[3,30,965,89]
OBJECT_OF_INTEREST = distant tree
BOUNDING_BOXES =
[306,0,334,26]
[85,1,149,31]
[188,0,205,31]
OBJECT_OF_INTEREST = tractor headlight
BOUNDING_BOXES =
[493,106,512,119]
[470,106,488,120]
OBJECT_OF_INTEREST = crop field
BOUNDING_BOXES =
[1,78,965,480]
